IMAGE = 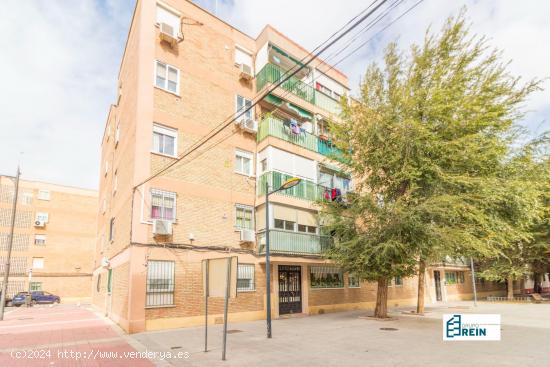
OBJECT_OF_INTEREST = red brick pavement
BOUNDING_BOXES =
[0,305,155,366]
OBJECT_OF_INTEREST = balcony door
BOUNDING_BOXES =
[278,265,302,314]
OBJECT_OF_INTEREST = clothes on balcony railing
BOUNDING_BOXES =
[323,188,342,202]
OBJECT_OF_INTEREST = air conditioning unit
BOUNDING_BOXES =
[241,119,258,134]
[239,64,253,80]
[153,219,173,236]
[159,22,178,47]
[34,220,45,228]
[240,229,255,242]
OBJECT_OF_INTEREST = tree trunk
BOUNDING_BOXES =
[374,277,389,318]
[507,277,514,300]
[416,259,426,315]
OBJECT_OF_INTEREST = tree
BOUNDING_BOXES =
[320,12,541,317]
[478,139,550,299]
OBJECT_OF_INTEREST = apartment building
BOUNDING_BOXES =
[93,0,504,333]
[0,175,97,302]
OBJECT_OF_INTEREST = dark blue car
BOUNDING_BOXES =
[12,291,60,307]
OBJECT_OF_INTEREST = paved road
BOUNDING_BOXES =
[131,301,550,367]
[0,304,155,367]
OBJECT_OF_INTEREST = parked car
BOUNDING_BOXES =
[12,291,60,307]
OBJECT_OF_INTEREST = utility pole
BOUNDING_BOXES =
[0,166,21,320]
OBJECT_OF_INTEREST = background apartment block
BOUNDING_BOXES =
[93,0,505,333]
[0,175,97,302]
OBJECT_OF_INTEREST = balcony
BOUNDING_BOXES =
[257,229,332,256]
[257,115,346,162]
[256,63,341,115]
[257,171,325,201]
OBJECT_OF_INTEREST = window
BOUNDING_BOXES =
[156,4,180,37]
[21,192,33,205]
[445,271,457,285]
[298,224,317,234]
[315,82,333,96]
[260,158,267,173]
[113,170,118,194]
[109,218,115,241]
[310,266,344,289]
[32,257,44,269]
[235,46,253,70]
[235,205,253,229]
[348,274,360,288]
[237,264,255,291]
[152,124,177,157]
[34,235,46,246]
[151,189,176,221]
[37,189,50,201]
[146,260,175,306]
[36,212,49,223]
[393,276,403,287]
[235,150,253,176]
[155,61,179,94]
[457,272,465,284]
[235,95,252,122]
[274,219,295,231]
[29,282,42,291]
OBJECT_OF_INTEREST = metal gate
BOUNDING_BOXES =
[434,270,442,301]
[278,265,302,314]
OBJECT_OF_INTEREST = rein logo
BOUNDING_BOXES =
[443,314,501,341]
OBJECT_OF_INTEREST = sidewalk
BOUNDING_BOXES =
[0,304,155,367]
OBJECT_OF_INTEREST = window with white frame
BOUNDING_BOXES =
[235,205,253,230]
[234,150,253,176]
[36,212,49,223]
[37,189,50,201]
[32,257,44,269]
[155,61,179,94]
[34,235,46,246]
[235,46,253,69]
[152,124,177,157]
[156,4,180,37]
[151,189,176,221]
[21,192,33,205]
[237,264,255,291]
[146,260,175,306]
[274,219,295,231]
[235,95,252,122]
[348,273,360,288]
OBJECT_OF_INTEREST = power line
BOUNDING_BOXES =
[133,0,390,189]
[141,0,424,180]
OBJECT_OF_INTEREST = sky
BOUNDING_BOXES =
[0,0,548,189]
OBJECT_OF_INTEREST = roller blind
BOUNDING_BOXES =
[297,210,317,226]
[273,205,296,222]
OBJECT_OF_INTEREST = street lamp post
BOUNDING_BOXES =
[265,177,301,339]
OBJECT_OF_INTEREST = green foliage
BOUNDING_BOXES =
[320,11,544,283]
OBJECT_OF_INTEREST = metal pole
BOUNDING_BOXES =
[204,260,209,352]
[0,167,20,320]
[470,258,478,307]
[265,181,272,338]
[222,257,231,361]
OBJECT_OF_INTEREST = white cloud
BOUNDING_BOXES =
[0,0,133,189]
[0,0,547,189]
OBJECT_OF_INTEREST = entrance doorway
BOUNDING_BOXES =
[434,270,442,301]
[278,265,302,314]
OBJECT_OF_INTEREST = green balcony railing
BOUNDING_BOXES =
[257,171,325,201]
[256,63,341,114]
[257,229,332,256]
[257,115,318,152]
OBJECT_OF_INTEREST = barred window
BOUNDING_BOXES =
[0,257,28,275]
[393,276,403,286]
[348,274,360,288]
[21,192,33,205]
[146,260,175,306]
[151,189,176,221]
[235,205,253,229]
[445,271,457,285]
[0,233,30,251]
[310,266,343,289]
[237,264,255,291]
[29,282,42,291]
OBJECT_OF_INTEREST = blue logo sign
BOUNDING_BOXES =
[443,314,500,341]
